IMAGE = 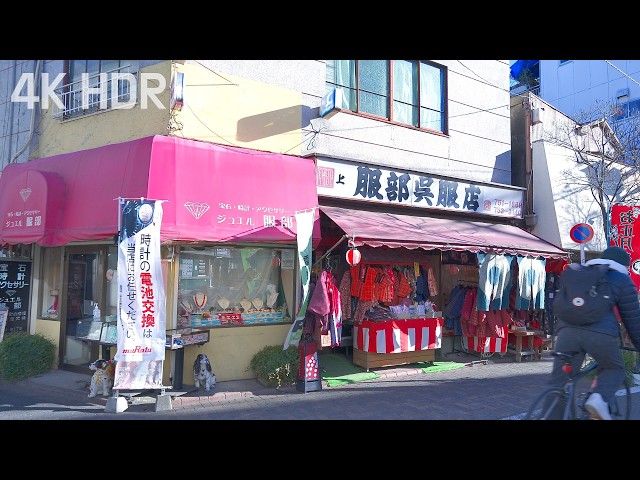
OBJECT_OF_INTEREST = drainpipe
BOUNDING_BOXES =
[10,59,43,164]
[523,94,537,231]
[4,60,17,170]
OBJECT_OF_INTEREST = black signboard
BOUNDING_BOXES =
[0,260,32,335]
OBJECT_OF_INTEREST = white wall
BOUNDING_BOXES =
[529,94,609,253]
[200,60,513,186]
[540,60,640,120]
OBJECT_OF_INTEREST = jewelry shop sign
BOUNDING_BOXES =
[316,157,524,219]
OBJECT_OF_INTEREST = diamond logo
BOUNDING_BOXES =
[5,290,16,297]
[184,202,210,219]
[19,188,32,202]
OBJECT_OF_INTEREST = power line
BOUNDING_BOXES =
[604,60,640,88]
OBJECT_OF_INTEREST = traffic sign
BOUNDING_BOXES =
[570,223,594,244]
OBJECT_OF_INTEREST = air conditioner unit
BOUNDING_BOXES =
[531,107,544,125]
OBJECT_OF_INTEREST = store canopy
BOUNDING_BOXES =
[0,136,320,247]
[320,205,569,260]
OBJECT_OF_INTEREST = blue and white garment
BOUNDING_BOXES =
[476,253,514,311]
[515,256,546,310]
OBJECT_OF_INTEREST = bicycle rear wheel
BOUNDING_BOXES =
[526,387,567,420]
[610,377,632,420]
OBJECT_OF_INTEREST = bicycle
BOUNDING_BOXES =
[525,345,638,420]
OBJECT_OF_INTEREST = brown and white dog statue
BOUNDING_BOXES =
[193,353,216,392]
[88,359,115,397]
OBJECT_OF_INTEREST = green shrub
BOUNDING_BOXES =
[623,349,638,386]
[0,332,56,381]
[246,344,299,388]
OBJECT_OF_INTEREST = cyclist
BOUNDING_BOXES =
[547,246,640,420]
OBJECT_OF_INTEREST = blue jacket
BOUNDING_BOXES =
[556,258,640,349]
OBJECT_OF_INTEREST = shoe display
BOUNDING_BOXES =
[585,392,612,420]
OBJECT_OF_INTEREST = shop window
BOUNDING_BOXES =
[177,246,295,328]
[0,244,32,259]
[40,247,63,320]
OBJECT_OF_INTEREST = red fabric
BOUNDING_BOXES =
[396,271,412,298]
[355,317,443,353]
[465,336,508,353]
[320,205,569,260]
[610,204,640,291]
[359,266,380,301]
[349,265,362,297]
[375,271,395,304]
[0,136,321,247]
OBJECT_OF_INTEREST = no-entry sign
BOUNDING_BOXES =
[570,223,594,244]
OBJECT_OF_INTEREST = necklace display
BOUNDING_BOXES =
[193,292,207,311]
[180,298,193,314]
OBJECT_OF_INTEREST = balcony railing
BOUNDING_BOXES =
[52,65,137,119]
[510,83,540,98]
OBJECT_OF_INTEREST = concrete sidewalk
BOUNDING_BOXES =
[0,349,558,419]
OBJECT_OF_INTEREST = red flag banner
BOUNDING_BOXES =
[609,204,640,291]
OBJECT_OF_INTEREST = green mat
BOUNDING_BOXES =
[415,361,466,374]
[319,353,380,387]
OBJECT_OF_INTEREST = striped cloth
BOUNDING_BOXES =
[463,336,508,353]
[354,317,443,353]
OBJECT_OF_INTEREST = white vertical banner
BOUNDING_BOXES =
[113,199,166,390]
[283,209,314,350]
[295,209,315,318]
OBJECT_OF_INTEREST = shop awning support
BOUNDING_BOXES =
[312,234,349,270]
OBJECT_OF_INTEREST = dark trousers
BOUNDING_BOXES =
[549,327,624,405]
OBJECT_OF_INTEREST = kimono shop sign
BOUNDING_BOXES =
[315,157,524,220]
[0,260,31,335]
[114,199,166,390]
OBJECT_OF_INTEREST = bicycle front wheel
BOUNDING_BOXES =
[526,387,568,420]
[610,377,632,420]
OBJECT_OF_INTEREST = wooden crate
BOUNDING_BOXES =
[352,347,435,371]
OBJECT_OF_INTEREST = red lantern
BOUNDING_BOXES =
[346,248,361,266]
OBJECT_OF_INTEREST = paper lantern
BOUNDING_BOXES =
[346,248,361,266]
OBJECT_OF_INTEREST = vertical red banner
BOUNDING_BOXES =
[610,204,640,291]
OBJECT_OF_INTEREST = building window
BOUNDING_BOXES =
[326,60,447,133]
[53,60,140,119]
[614,97,640,121]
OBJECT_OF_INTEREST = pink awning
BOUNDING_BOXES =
[320,205,569,259]
[0,136,320,247]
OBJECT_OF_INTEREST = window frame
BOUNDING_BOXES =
[325,60,447,134]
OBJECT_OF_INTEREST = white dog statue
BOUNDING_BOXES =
[193,353,216,392]
[88,359,115,397]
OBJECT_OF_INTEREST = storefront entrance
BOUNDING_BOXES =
[60,245,116,373]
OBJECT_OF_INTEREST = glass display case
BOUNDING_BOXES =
[176,246,294,328]
[76,317,118,345]
[166,327,210,350]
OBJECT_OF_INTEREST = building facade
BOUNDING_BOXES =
[0,60,569,384]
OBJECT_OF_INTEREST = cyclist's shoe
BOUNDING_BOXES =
[585,393,612,420]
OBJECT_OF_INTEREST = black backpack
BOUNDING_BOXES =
[553,263,613,325]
